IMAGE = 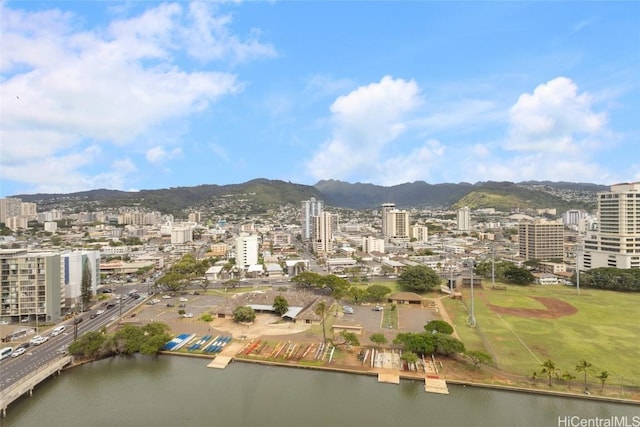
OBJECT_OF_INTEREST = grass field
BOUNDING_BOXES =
[442,283,640,388]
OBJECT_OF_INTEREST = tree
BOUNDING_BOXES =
[332,330,360,349]
[400,351,419,369]
[272,295,289,316]
[597,371,609,392]
[433,333,465,356]
[424,320,454,335]
[576,359,592,391]
[504,265,535,286]
[561,371,576,389]
[81,257,93,310]
[315,301,328,343]
[369,333,387,347]
[366,284,391,302]
[540,359,558,386]
[348,286,368,304]
[292,271,323,288]
[398,265,441,292]
[465,350,492,368]
[233,306,256,323]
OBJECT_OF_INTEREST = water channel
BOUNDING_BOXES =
[3,355,638,427]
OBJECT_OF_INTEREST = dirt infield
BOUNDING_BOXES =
[487,296,578,319]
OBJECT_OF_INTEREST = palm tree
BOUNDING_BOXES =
[575,359,592,391]
[597,371,609,392]
[315,301,328,343]
[561,371,576,389]
[540,359,558,386]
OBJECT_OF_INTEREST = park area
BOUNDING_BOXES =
[442,283,640,392]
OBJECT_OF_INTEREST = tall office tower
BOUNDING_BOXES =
[384,209,410,238]
[236,234,259,270]
[518,220,564,261]
[582,182,640,270]
[313,211,335,254]
[301,198,324,240]
[0,249,62,323]
[457,206,471,232]
[380,203,396,237]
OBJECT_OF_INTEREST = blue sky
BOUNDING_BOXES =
[1,1,638,197]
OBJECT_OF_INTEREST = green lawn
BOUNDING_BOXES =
[443,283,640,388]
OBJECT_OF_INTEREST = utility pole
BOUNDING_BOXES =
[467,260,477,327]
[576,243,581,295]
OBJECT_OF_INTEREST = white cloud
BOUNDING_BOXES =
[0,1,268,193]
[307,76,422,181]
[209,143,230,162]
[146,146,183,164]
[377,140,445,185]
[505,77,607,153]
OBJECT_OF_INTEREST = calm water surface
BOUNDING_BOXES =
[3,355,638,427]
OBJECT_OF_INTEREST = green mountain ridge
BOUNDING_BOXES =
[12,179,605,214]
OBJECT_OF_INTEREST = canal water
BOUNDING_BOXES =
[3,355,638,427]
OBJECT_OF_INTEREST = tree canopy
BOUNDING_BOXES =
[233,306,256,323]
[398,265,441,292]
[272,295,289,316]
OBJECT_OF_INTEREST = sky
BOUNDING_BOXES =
[1,1,639,197]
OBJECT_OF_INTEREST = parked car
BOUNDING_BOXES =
[179,297,188,302]
[162,295,172,299]
[343,306,354,314]
[182,313,194,318]
[166,303,175,307]
[372,306,383,312]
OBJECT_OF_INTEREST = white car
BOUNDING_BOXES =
[30,335,44,345]
[32,336,49,345]
[179,297,188,302]
[162,295,172,299]
[182,313,194,318]
[11,347,26,358]
[96,309,105,315]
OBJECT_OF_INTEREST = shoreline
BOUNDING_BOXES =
[152,349,640,406]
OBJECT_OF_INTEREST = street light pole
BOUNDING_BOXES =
[467,261,477,327]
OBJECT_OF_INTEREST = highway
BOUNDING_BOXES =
[0,293,142,391]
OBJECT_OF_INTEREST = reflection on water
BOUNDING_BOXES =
[3,355,638,427]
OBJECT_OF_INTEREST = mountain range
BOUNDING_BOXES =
[13,179,608,214]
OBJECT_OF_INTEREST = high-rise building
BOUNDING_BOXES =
[0,198,22,224]
[301,198,324,240]
[410,225,429,243]
[362,236,385,254]
[582,182,640,270]
[61,250,101,312]
[457,207,471,232]
[380,203,396,237]
[0,249,62,323]
[384,209,410,238]
[519,220,564,261]
[236,234,259,270]
[313,212,335,254]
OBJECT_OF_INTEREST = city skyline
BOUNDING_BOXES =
[1,1,639,197]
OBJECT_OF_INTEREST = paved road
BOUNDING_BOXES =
[0,295,141,390]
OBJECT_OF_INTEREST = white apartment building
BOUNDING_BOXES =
[380,203,396,237]
[411,225,429,243]
[236,234,259,270]
[457,206,471,232]
[362,236,385,254]
[0,249,62,323]
[582,182,640,270]
[384,209,410,239]
[313,211,336,254]
[171,226,194,244]
[301,198,324,240]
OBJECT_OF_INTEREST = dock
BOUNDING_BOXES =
[424,376,450,394]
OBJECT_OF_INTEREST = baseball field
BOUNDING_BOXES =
[441,283,640,389]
